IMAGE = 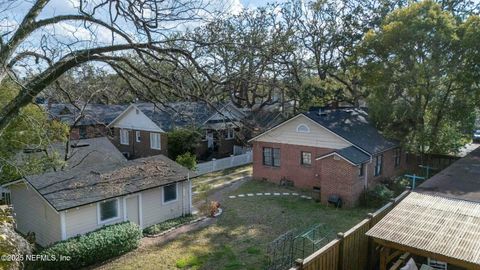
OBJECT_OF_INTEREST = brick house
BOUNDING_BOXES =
[250,108,406,207]
[107,102,248,160]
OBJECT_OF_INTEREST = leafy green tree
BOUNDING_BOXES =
[0,80,69,183]
[175,152,197,170]
[362,0,479,155]
[167,128,201,161]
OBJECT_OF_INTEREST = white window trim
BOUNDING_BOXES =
[120,129,129,145]
[162,183,178,205]
[150,132,161,150]
[97,198,121,225]
[225,128,235,140]
[135,131,141,142]
[296,124,310,133]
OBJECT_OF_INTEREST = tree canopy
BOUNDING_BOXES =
[362,0,480,154]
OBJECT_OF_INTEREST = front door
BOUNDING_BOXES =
[126,195,140,226]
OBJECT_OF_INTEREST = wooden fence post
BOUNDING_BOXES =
[295,258,304,270]
[337,232,345,270]
[366,213,375,270]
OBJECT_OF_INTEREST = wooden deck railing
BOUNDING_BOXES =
[290,190,410,270]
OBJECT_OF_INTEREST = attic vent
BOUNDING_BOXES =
[333,155,340,160]
[296,124,310,133]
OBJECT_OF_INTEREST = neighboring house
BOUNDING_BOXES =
[108,102,248,160]
[45,103,127,140]
[250,107,406,207]
[367,147,480,269]
[4,152,194,247]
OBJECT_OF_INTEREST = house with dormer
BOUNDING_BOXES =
[249,107,406,207]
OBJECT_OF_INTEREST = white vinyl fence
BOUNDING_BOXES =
[196,150,252,175]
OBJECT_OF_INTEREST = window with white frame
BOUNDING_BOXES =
[301,151,312,165]
[135,131,141,142]
[163,183,177,203]
[98,199,119,223]
[296,124,310,133]
[150,132,161,150]
[225,128,234,140]
[120,129,129,145]
[374,154,383,176]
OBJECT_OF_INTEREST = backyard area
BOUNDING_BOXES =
[94,177,372,270]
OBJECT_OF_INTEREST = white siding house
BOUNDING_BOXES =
[5,155,193,247]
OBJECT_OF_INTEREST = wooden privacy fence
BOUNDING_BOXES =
[290,190,410,270]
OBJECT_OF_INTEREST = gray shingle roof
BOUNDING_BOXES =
[335,146,371,164]
[45,103,128,126]
[24,155,193,211]
[303,108,398,154]
[135,102,217,131]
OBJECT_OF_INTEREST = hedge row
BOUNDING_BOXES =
[143,215,196,235]
[33,221,142,270]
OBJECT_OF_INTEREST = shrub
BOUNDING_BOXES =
[359,184,394,208]
[143,215,196,236]
[176,152,197,170]
[33,221,142,270]
[167,129,201,160]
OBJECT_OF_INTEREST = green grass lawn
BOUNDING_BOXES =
[95,180,371,270]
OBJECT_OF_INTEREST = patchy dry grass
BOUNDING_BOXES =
[94,180,371,270]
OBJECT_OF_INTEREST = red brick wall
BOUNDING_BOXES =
[365,148,406,188]
[110,128,168,159]
[319,156,364,207]
[252,141,407,207]
[252,141,332,189]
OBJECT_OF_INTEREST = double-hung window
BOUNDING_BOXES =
[374,154,383,176]
[135,131,141,142]
[225,128,234,140]
[120,129,129,145]
[301,152,312,166]
[263,147,280,167]
[150,133,161,150]
[163,183,177,203]
[98,199,119,223]
[394,148,401,167]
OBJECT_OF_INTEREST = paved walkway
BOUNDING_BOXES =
[228,192,312,200]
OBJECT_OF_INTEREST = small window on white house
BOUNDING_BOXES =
[99,199,119,223]
[135,131,141,142]
[163,183,177,203]
[150,132,161,150]
[225,128,234,140]
[120,129,129,145]
[296,124,310,133]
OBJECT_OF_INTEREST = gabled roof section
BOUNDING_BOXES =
[303,108,398,154]
[107,104,164,132]
[134,102,217,132]
[316,146,370,165]
[24,155,194,211]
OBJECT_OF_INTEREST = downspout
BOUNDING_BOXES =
[364,154,373,191]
